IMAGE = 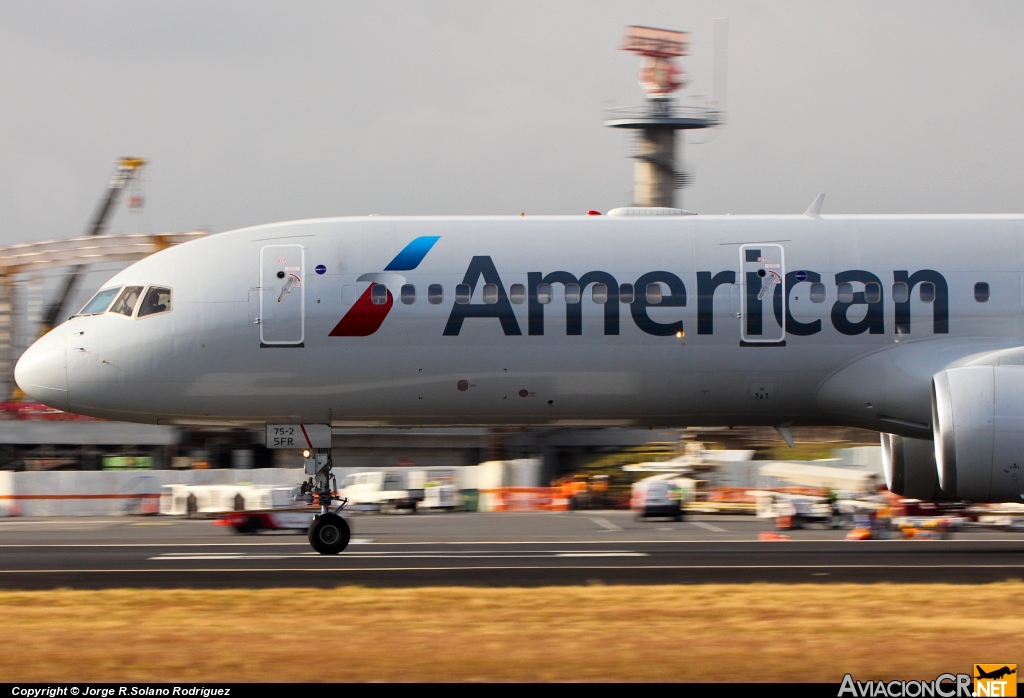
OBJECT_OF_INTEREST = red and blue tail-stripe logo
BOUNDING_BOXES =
[329,236,440,336]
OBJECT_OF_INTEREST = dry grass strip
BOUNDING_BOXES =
[0,583,1020,682]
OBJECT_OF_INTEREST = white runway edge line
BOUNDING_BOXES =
[149,551,650,560]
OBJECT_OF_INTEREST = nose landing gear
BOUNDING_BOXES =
[297,448,351,554]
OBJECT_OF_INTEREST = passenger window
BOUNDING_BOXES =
[920,282,935,303]
[619,283,634,304]
[809,283,826,303]
[78,287,121,316]
[592,283,608,304]
[836,282,854,304]
[974,282,990,302]
[455,283,471,304]
[109,286,144,317]
[564,283,581,304]
[370,284,389,305]
[400,284,416,305]
[482,283,499,305]
[646,283,663,304]
[428,284,443,305]
[891,282,909,303]
[509,284,526,304]
[138,287,172,318]
[864,282,881,304]
[536,283,552,304]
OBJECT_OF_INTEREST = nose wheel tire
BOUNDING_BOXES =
[308,513,351,554]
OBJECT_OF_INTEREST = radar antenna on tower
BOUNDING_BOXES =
[604,25,724,209]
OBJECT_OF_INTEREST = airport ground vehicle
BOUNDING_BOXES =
[769,493,840,530]
[422,481,460,510]
[160,482,318,533]
[338,470,424,513]
[631,479,684,521]
[216,509,315,534]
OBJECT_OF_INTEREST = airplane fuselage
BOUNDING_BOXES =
[16,213,1023,444]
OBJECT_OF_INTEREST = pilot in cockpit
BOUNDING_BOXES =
[140,289,162,316]
[138,286,171,317]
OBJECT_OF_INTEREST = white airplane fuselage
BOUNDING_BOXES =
[15,213,1024,502]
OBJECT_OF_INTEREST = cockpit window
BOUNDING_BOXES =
[109,286,144,317]
[77,287,121,316]
[138,287,172,318]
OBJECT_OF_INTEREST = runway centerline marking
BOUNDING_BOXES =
[690,521,728,533]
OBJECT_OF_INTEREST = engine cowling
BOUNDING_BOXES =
[932,365,1024,502]
[880,433,947,500]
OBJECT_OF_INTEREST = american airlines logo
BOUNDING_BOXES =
[328,235,440,336]
[329,237,950,339]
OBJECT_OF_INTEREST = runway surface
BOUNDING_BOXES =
[1,511,1023,589]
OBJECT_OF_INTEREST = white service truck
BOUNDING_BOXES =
[338,470,425,513]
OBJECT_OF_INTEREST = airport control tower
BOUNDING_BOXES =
[605,26,722,209]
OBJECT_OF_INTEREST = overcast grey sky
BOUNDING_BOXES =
[2,1,1023,245]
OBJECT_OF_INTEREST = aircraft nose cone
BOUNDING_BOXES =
[15,330,68,411]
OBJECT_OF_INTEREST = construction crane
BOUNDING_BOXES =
[39,157,147,331]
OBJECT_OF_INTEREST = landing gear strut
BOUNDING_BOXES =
[297,448,350,554]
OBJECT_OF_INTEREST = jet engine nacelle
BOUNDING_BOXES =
[932,365,1024,502]
[880,433,947,500]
